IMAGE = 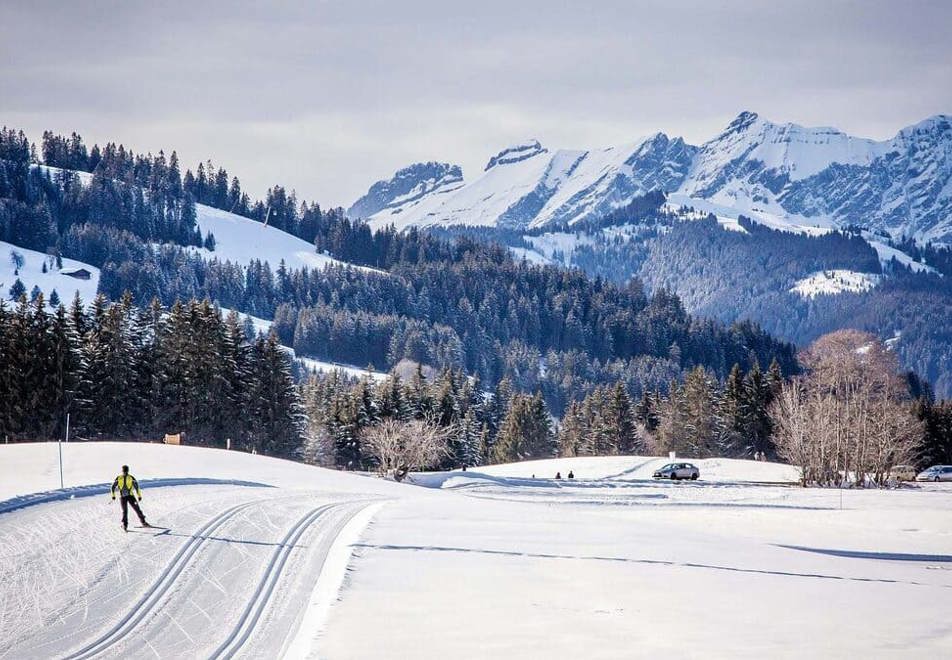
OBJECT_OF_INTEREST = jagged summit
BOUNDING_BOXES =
[347,161,463,219]
[351,113,952,240]
[485,140,548,171]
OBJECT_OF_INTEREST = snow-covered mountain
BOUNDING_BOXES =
[682,112,952,241]
[347,161,464,219]
[353,112,952,241]
[360,135,696,230]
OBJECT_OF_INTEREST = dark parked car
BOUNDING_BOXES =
[653,462,699,480]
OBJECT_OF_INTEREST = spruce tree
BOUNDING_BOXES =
[494,392,554,463]
[558,400,587,457]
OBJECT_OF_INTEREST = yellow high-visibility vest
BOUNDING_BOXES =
[114,474,140,497]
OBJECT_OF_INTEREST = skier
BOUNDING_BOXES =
[568,470,575,479]
[555,471,562,480]
[111,465,148,531]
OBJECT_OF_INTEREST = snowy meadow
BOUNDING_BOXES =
[1,443,949,659]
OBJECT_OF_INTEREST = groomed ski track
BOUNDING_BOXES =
[2,486,384,660]
[64,500,263,660]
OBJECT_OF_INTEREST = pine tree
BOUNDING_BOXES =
[558,400,587,457]
[457,409,482,467]
[0,299,13,439]
[249,334,305,458]
[681,366,718,457]
[720,363,746,455]
[609,382,638,454]
[742,361,774,458]
[494,392,554,462]
[378,374,408,420]
[8,278,25,300]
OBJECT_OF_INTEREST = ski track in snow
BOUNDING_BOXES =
[63,500,263,660]
[4,493,383,660]
[0,445,385,659]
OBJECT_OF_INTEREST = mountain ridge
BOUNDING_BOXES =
[352,112,952,242]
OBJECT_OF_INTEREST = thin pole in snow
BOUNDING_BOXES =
[58,413,70,490]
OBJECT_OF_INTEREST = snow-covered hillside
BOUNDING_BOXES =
[36,164,378,275]
[790,270,882,298]
[348,162,464,219]
[0,442,406,659]
[193,204,380,273]
[1,240,100,305]
[354,112,952,242]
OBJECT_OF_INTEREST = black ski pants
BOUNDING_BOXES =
[120,495,146,528]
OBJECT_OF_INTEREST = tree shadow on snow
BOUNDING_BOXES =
[777,545,952,563]
[352,543,950,588]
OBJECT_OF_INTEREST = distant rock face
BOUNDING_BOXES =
[347,162,463,219]
[351,113,952,240]
[681,112,952,242]
[484,140,548,170]
[779,116,952,241]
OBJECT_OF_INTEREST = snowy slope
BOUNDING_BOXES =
[323,455,952,659]
[682,111,887,194]
[37,164,378,274]
[790,270,882,298]
[1,240,100,305]
[193,204,380,273]
[348,162,464,219]
[0,442,411,659]
[680,112,952,241]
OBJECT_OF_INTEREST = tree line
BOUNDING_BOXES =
[0,293,302,454]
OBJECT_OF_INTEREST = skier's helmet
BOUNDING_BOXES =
[121,465,129,473]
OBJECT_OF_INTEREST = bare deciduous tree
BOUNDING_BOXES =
[770,330,921,487]
[362,418,451,481]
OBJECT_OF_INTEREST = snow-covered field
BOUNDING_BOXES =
[1,241,100,306]
[2,445,950,659]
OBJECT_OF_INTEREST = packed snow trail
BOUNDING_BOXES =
[210,501,375,659]
[63,500,263,660]
[0,444,407,660]
[6,491,383,660]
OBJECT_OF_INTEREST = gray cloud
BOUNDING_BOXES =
[2,0,950,207]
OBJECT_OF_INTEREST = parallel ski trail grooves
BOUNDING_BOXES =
[64,500,259,660]
[208,502,350,660]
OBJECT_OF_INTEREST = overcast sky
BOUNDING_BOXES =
[2,0,950,207]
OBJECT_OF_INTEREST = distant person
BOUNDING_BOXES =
[111,465,148,531]
[555,472,562,480]
[568,470,574,479]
